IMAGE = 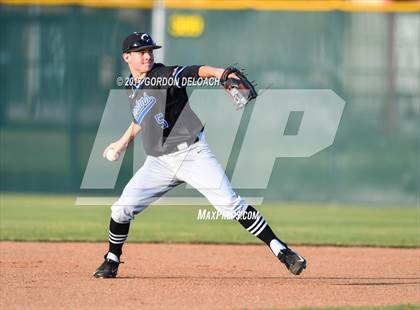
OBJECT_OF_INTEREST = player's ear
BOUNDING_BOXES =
[122,52,130,63]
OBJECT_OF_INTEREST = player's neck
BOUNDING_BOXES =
[131,71,147,81]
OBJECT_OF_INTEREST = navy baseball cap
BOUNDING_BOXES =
[122,32,161,53]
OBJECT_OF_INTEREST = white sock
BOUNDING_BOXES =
[269,239,287,256]
[106,252,119,263]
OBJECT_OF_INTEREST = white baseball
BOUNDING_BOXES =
[105,148,119,162]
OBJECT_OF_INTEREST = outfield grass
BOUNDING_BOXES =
[0,193,418,247]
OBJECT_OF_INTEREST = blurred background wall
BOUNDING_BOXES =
[0,0,419,204]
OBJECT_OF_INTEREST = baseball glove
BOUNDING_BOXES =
[220,66,257,109]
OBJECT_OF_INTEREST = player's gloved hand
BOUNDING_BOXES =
[220,66,257,109]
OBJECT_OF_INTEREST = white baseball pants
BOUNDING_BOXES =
[111,134,247,223]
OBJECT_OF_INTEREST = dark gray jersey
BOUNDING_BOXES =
[127,63,204,156]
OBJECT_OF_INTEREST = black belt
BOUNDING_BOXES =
[163,128,204,154]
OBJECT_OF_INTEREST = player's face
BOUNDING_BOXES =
[124,49,154,74]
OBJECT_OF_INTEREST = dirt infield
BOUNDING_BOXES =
[1,242,419,310]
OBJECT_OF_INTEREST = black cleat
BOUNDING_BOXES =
[93,257,120,278]
[277,247,307,275]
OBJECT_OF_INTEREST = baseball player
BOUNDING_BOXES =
[93,32,307,278]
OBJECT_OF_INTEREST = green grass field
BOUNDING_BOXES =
[1,193,418,247]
